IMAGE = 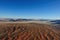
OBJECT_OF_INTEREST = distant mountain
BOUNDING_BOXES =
[0,18,60,24]
[0,18,11,22]
[16,19,34,21]
[9,19,16,22]
[50,20,60,24]
[0,18,36,22]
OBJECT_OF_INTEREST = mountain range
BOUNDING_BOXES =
[0,18,60,24]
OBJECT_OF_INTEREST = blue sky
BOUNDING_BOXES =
[0,0,60,19]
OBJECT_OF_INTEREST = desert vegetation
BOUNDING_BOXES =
[0,23,60,40]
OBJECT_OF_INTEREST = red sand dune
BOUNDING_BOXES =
[0,23,60,40]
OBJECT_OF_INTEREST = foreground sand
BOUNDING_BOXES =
[0,23,60,40]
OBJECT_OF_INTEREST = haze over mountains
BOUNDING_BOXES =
[0,18,48,22]
[0,18,60,24]
[0,18,33,22]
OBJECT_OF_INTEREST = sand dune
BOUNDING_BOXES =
[0,23,60,40]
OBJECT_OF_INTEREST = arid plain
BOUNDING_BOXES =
[0,21,60,40]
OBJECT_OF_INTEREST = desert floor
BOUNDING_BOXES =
[0,22,60,40]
